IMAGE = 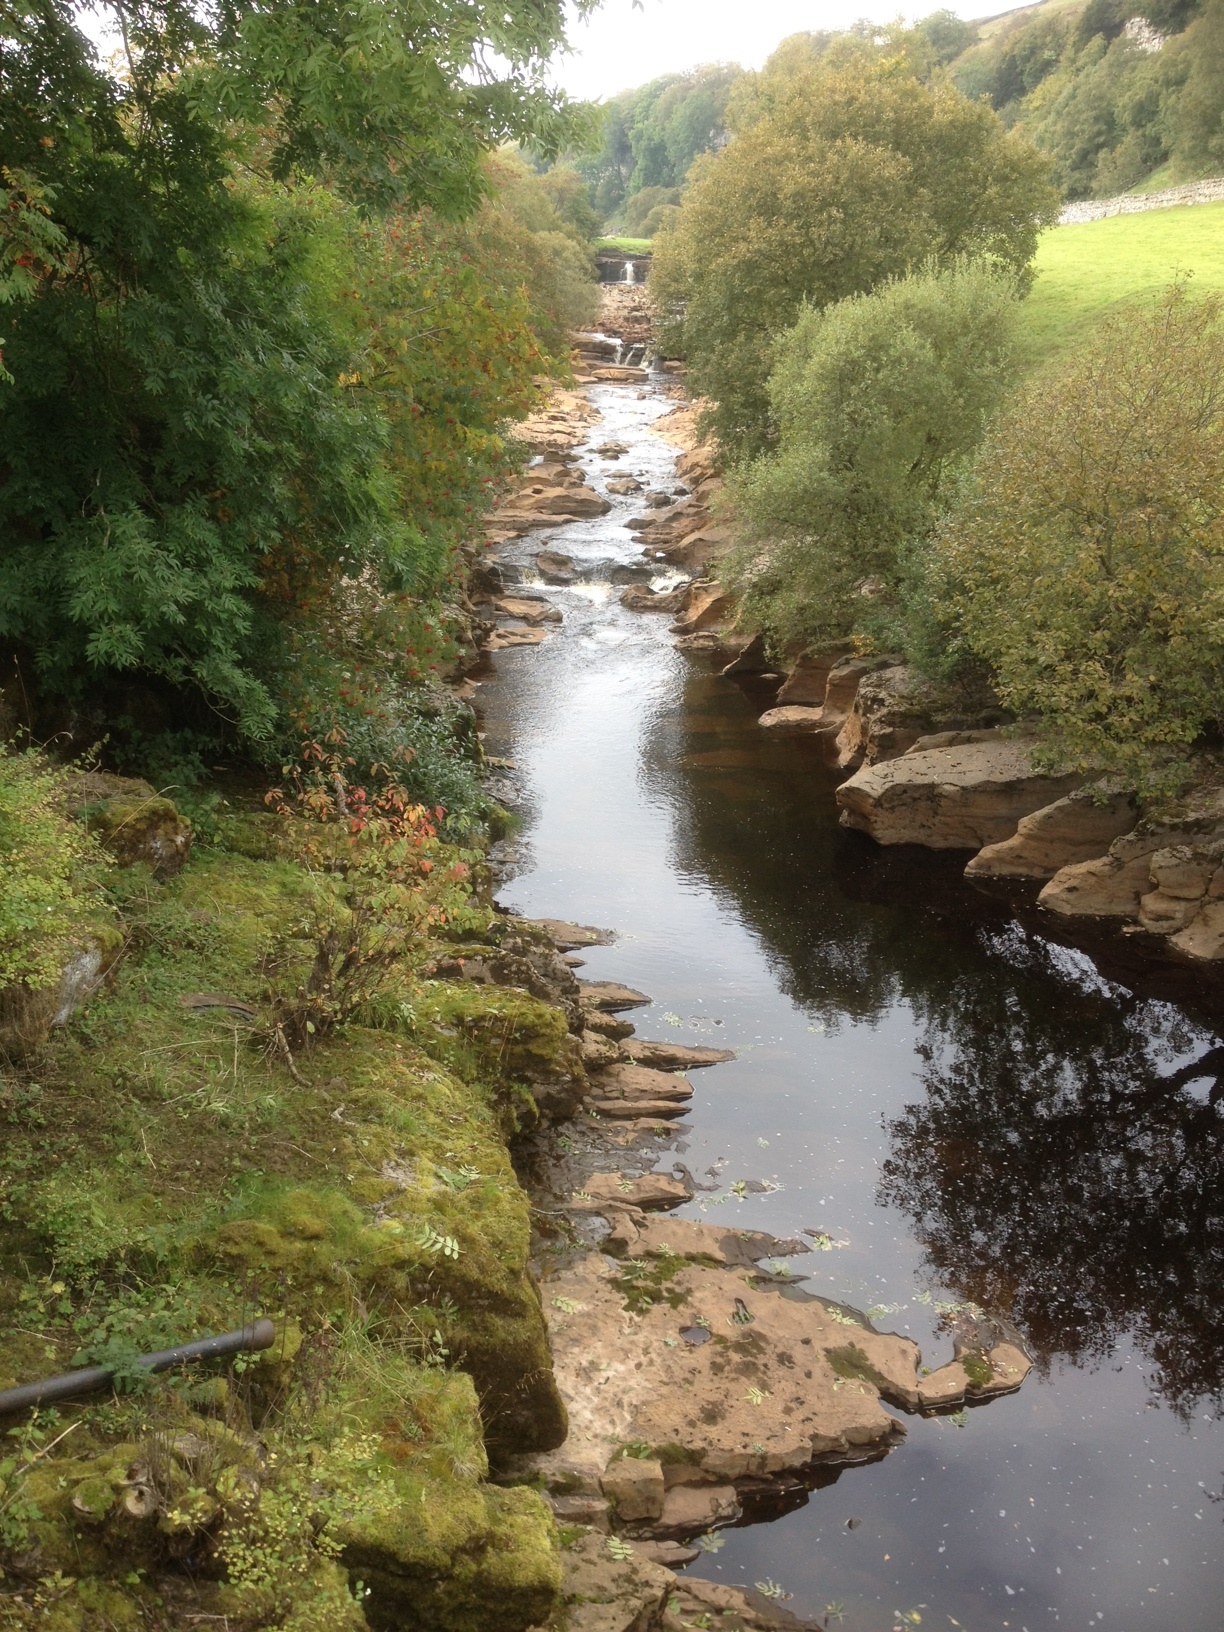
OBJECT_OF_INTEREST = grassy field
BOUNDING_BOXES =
[596,235,652,254]
[1019,201,1224,365]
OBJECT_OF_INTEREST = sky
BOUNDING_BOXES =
[549,0,991,101]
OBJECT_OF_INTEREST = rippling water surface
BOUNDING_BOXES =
[477,381,1224,1632]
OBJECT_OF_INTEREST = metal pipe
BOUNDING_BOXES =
[0,1318,277,1416]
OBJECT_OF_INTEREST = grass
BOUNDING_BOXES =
[1018,201,1224,366]
[595,236,652,254]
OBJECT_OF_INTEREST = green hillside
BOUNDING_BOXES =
[1020,200,1224,360]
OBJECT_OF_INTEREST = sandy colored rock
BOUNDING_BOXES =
[486,625,550,650]
[837,739,1083,850]
[539,1531,674,1632]
[653,1481,739,1536]
[537,1253,912,1493]
[1171,899,1224,960]
[536,549,577,583]
[495,595,563,625]
[583,1172,691,1211]
[589,1064,693,1104]
[579,981,652,1012]
[602,1457,666,1522]
[757,706,828,732]
[583,1011,637,1041]
[669,585,731,636]
[620,1040,735,1070]
[966,787,1137,880]
[583,1030,622,1070]
[774,644,855,706]
[820,655,898,730]
[620,584,690,614]
[720,633,771,676]
[606,477,643,495]
[528,919,616,951]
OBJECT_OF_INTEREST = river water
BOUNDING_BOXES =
[477,380,1224,1632]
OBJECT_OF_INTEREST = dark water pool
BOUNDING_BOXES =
[477,382,1224,1632]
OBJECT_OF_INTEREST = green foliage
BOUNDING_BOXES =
[944,0,1222,201]
[572,64,743,225]
[0,746,110,991]
[725,262,1022,651]
[651,55,1058,457]
[0,1,595,798]
[933,284,1224,791]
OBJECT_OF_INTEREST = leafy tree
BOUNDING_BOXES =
[1167,0,1224,174]
[0,0,594,774]
[932,284,1224,792]
[571,64,742,226]
[651,56,1057,458]
[725,262,1022,651]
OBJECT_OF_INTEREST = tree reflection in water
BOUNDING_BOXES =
[880,923,1224,1418]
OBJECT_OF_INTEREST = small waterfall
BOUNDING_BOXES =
[622,260,636,284]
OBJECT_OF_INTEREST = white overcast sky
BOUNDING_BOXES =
[550,0,990,102]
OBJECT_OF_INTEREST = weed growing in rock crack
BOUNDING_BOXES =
[551,1296,581,1315]
[607,1536,636,1561]
[695,1531,724,1552]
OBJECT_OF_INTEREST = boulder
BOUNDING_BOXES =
[821,655,900,730]
[966,787,1138,880]
[834,664,999,770]
[606,477,643,496]
[669,586,732,636]
[620,584,690,615]
[837,739,1084,850]
[720,633,771,677]
[486,625,549,650]
[527,919,616,951]
[537,550,577,584]
[1172,899,1224,960]
[68,772,193,878]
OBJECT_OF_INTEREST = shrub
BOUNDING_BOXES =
[650,55,1058,457]
[932,284,1224,792]
[726,262,1022,651]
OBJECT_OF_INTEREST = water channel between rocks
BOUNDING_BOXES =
[475,378,1224,1632]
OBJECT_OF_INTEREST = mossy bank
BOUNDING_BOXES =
[0,758,588,1632]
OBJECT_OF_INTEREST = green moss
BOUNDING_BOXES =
[960,1347,994,1389]
[826,1344,894,1394]
[0,808,567,1626]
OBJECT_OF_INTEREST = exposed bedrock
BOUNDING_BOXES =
[836,738,1084,849]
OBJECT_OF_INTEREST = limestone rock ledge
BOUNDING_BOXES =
[531,1217,1029,1508]
[836,738,1083,849]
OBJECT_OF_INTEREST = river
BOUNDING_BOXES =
[476,377,1224,1632]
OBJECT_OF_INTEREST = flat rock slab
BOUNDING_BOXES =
[538,1219,1031,1496]
[528,919,617,951]
[486,625,550,649]
[837,739,1084,849]
[536,550,577,582]
[494,595,563,625]
[579,981,652,1012]
[758,706,829,732]
[580,1172,692,1211]
[620,1040,735,1070]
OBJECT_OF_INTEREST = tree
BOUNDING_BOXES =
[0,1,595,772]
[932,284,1224,792]
[650,55,1058,457]
[725,262,1022,651]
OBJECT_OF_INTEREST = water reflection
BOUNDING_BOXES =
[650,662,1224,1419]
[881,927,1224,1418]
